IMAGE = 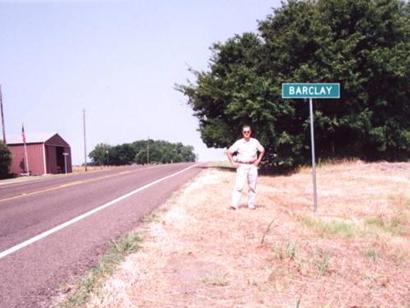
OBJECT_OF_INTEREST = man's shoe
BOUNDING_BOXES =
[229,205,238,210]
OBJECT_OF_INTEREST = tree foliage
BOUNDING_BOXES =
[178,0,410,168]
[89,140,196,166]
[0,141,11,178]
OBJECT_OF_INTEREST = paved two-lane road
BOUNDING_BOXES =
[0,163,203,308]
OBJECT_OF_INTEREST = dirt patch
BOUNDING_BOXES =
[86,161,410,307]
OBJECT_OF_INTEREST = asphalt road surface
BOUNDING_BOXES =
[0,163,203,308]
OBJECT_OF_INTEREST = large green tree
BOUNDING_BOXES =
[178,0,410,168]
[89,143,112,166]
[0,141,11,178]
[89,140,196,165]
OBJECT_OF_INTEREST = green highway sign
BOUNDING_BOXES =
[282,83,340,99]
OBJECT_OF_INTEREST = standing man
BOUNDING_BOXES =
[226,125,265,210]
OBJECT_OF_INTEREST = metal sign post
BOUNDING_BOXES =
[282,83,341,211]
[309,98,318,211]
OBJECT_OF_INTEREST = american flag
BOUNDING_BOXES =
[22,124,26,144]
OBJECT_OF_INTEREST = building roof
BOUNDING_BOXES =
[6,132,59,145]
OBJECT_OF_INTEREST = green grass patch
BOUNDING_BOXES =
[365,217,384,227]
[365,215,408,236]
[389,194,410,211]
[301,216,360,238]
[58,232,142,308]
[301,214,409,238]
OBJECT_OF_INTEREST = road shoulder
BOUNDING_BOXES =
[63,162,410,307]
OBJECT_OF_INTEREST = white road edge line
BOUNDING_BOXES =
[0,163,200,260]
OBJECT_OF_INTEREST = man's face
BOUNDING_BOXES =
[242,128,251,140]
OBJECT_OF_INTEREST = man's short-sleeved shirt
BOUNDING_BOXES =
[228,138,264,162]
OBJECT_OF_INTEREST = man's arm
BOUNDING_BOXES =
[254,140,265,167]
[253,149,265,167]
[226,149,239,168]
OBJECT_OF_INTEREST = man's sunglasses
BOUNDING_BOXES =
[242,131,251,134]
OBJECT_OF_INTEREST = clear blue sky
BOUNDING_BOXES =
[0,0,281,164]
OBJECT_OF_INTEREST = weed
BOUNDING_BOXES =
[247,278,258,286]
[389,215,406,233]
[142,212,160,223]
[389,193,410,211]
[301,216,359,238]
[365,216,384,227]
[295,297,301,308]
[365,214,408,236]
[317,255,329,275]
[112,233,141,254]
[273,241,299,261]
[364,272,381,284]
[260,218,276,244]
[286,241,298,260]
[59,233,142,308]
[315,249,330,276]
[364,249,378,262]
[202,272,229,287]
[273,242,284,260]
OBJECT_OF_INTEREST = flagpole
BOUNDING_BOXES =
[0,85,6,143]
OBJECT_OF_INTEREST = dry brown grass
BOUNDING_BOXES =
[86,160,410,307]
[72,166,118,173]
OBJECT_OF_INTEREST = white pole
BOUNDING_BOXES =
[309,98,317,211]
[23,142,30,175]
[83,109,88,172]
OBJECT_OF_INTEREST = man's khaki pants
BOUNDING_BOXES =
[232,164,258,208]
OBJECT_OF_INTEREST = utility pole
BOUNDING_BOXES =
[83,109,88,172]
[0,85,6,143]
[147,137,150,164]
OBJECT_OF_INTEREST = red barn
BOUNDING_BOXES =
[7,133,72,176]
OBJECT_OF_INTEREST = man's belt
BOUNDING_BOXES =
[238,161,256,164]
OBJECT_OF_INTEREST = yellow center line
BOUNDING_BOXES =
[0,169,140,203]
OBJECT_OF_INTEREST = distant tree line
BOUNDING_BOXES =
[89,140,196,166]
[178,0,410,169]
[0,141,11,178]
